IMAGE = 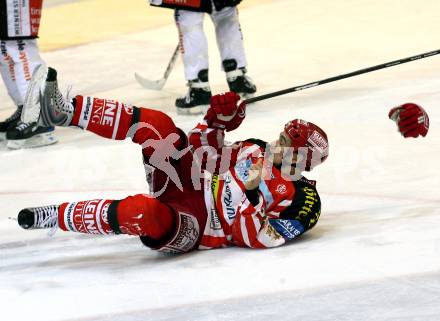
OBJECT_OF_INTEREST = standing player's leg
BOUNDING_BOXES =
[0,0,57,148]
[210,6,256,98]
[0,40,57,148]
[174,9,211,114]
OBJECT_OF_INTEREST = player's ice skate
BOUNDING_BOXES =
[5,63,60,149]
[223,59,257,99]
[21,64,74,128]
[17,205,59,236]
[175,69,211,115]
[6,122,57,150]
[21,63,49,124]
[0,106,22,141]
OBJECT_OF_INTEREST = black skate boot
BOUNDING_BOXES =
[175,69,212,115]
[18,205,59,233]
[0,105,22,141]
[22,64,74,127]
[223,59,257,99]
[6,121,57,149]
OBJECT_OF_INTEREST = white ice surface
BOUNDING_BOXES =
[1,0,440,320]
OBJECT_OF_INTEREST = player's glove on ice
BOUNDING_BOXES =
[388,103,429,138]
[205,92,246,132]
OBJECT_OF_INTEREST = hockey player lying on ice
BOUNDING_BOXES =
[17,65,329,254]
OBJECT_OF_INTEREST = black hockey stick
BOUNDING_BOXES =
[245,49,440,104]
[135,44,180,90]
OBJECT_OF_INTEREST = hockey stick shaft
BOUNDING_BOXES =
[162,44,180,80]
[245,49,440,104]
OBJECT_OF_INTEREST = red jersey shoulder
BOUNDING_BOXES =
[263,166,295,214]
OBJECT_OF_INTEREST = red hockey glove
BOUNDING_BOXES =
[388,103,429,138]
[204,92,246,132]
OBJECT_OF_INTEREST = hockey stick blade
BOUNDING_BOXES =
[135,72,166,91]
[135,44,180,91]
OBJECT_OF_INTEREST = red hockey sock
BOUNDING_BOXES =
[58,200,114,235]
[57,195,176,240]
[70,95,181,148]
[70,95,134,140]
[113,194,176,240]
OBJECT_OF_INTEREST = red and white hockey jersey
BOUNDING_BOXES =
[188,121,322,250]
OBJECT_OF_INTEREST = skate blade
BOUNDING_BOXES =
[176,105,208,116]
[21,63,48,124]
[7,132,58,150]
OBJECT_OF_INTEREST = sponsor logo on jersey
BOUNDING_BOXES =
[298,186,321,228]
[123,104,133,115]
[65,202,76,232]
[210,208,222,230]
[222,175,236,220]
[264,223,284,241]
[91,99,117,126]
[234,158,252,183]
[276,184,287,194]
[30,4,42,36]
[211,173,219,202]
[299,177,316,187]
[11,0,22,35]
[1,42,17,81]
[269,219,304,241]
[72,200,101,235]
[82,97,92,121]
[298,187,318,218]
[161,212,200,254]
[16,41,31,80]
[101,202,110,225]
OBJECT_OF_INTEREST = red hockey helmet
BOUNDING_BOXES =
[284,119,329,171]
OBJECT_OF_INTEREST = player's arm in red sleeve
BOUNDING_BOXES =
[188,92,246,172]
[188,92,246,149]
